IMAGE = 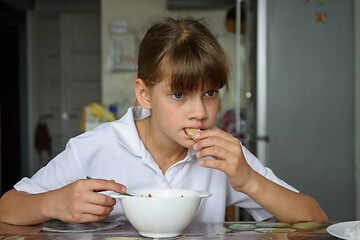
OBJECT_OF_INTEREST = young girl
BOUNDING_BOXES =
[0,17,327,225]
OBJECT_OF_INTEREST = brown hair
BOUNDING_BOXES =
[137,17,229,93]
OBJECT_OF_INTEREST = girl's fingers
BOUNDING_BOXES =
[194,129,244,161]
[199,159,226,172]
[194,128,234,142]
[81,202,114,216]
[86,192,116,207]
[86,178,127,193]
[194,135,230,151]
[69,211,111,223]
[196,144,231,160]
[194,129,246,178]
[194,129,238,152]
[83,179,123,207]
[65,194,115,223]
[194,134,237,161]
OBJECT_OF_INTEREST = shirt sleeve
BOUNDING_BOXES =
[14,139,85,194]
[226,143,299,221]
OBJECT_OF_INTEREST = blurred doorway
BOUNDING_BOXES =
[0,22,22,195]
[0,1,27,195]
[28,12,101,174]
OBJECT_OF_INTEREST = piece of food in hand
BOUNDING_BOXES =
[185,128,201,141]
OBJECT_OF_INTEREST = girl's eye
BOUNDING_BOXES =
[171,92,184,99]
[205,90,218,97]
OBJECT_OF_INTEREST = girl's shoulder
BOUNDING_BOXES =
[68,107,144,156]
[73,107,142,142]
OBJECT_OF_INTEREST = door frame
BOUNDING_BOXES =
[256,0,267,165]
[26,11,38,176]
[355,0,360,219]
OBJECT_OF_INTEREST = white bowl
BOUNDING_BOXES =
[110,188,211,238]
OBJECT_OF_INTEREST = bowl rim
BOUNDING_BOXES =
[109,188,211,199]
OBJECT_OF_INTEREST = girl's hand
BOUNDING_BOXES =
[193,129,329,222]
[193,128,254,193]
[46,178,126,223]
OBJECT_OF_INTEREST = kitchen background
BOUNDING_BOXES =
[0,0,359,222]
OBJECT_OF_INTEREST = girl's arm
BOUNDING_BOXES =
[193,128,328,222]
[235,168,328,222]
[0,178,126,225]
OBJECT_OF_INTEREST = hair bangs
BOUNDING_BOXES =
[158,38,229,93]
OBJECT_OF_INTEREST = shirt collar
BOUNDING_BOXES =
[186,148,198,161]
[112,107,150,157]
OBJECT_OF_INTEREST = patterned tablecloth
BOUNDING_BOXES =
[0,220,341,239]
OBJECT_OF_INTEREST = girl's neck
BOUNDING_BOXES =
[136,117,188,174]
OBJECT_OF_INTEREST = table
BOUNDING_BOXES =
[0,220,339,239]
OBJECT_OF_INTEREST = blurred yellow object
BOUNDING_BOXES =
[81,103,116,132]
[89,103,116,122]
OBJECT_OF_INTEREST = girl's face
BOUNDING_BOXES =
[148,80,219,148]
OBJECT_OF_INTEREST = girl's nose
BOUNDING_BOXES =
[188,98,208,120]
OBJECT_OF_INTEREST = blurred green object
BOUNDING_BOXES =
[254,227,296,233]
[228,223,256,231]
[292,221,323,230]
[255,222,291,228]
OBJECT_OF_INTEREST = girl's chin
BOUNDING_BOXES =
[183,140,196,149]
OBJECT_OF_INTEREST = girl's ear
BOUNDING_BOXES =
[134,78,151,109]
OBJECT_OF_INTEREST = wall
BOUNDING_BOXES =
[266,0,354,221]
[101,0,228,117]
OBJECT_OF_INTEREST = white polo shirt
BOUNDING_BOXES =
[14,107,298,222]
